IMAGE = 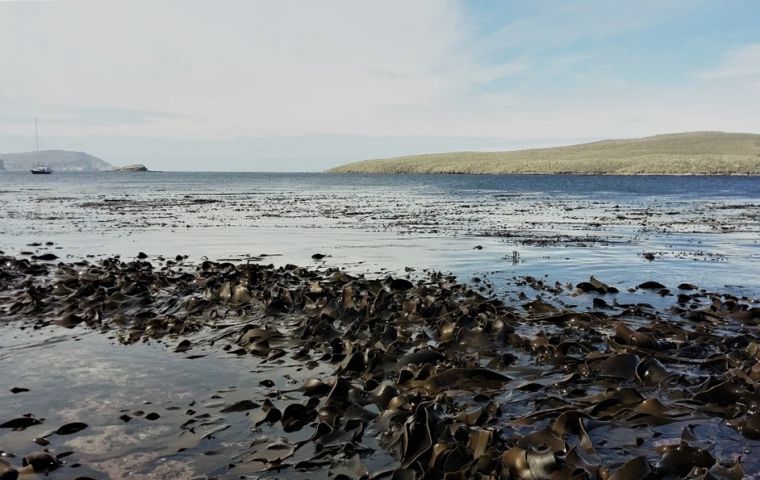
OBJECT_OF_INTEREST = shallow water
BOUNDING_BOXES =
[1,172,759,291]
[0,323,363,479]
[1,172,759,478]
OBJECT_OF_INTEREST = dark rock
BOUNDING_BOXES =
[220,400,259,413]
[54,422,87,435]
[0,417,42,430]
[22,452,59,473]
[117,164,149,172]
[0,460,17,480]
[31,253,58,261]
[390,278,415,291]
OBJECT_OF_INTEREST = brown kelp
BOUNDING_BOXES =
[0,254,758,478]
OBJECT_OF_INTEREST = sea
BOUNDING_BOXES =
[1,171,759,293]
[1,171,759,478]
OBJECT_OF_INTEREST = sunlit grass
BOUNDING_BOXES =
[328,132,760,175]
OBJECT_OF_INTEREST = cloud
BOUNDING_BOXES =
[0,0,520,138]
[0,1,757,171]
[699,43,760,79]
[0,0,540,140]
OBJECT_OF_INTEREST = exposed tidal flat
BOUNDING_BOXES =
[1,172,759,479]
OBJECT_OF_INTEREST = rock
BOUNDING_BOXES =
[54,422,88,435]
[22,452,59,473]
[31,253,58,261]
[116,164,149,172]
[593,297,612,309]
[576,276,618,294]
[390,278,415,291]
[220,400,259,413]
[0,416,42,430]
[0,461,18,480]
[174,339,192,352]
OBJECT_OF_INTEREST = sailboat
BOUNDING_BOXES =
[30,118,52,174]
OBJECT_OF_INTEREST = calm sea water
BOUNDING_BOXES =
[2,170,759,194]
[1,171,759,293]
[1,171,759,478]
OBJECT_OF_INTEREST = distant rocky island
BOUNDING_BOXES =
[117,164,149,172]
[329,131,760,175]
[0,150,149,172]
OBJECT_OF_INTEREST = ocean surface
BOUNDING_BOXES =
[2,172,760,479]
[1,171,759,294]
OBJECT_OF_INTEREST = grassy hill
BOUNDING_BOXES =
[328,132,760,175]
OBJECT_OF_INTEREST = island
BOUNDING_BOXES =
[0,150,114,171]
[117,164,149,172]
[0,150,151,172]
[328,131,760,175]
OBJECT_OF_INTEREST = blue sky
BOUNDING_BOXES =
[464,1,758,90]
[0,1,758,171]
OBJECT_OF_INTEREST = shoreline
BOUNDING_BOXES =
[1,254,758,478]
[327,132,760,176]
[327,170,760,177]
[2,169,760,176]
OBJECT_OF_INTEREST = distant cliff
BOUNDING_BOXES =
[0,150,114,171]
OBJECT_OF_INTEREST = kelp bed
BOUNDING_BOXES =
[0,255,759,479]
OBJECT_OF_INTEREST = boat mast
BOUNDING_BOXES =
[35,118,40,167]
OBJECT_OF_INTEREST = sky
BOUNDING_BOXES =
[0,0,759,171]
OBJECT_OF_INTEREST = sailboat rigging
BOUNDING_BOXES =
[30,118,52,174]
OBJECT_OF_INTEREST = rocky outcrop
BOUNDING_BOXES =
[117,164,149,172]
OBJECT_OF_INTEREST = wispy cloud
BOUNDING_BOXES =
[699,43,760,79]
[0,1,757,170]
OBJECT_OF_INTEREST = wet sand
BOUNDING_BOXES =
[1,255,758,479]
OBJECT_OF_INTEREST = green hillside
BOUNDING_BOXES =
[328,132,760,175]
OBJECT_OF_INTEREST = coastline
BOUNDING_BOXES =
[327,170,760,176]
[327,132,760,176]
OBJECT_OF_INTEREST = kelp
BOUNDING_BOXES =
[0,255,758,478]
